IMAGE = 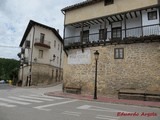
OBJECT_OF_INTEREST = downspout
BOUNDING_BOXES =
[61,10,68,56]
[61,9,66,90]
[30,25,35,86]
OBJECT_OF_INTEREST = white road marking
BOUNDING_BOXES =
[77,105,129,113]
[0,98,30,105]
[62,111,81,116]
[0,102,16,107]
[30,94,64,100]
[19,95,53,101]
[8,96,43,103]
[96,115,119,120]
[34,100,78,111]
[62,112,80,117]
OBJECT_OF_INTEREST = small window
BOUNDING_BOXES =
[148,11,157,20]
[114,48,124,59]
[25,41,30,48]
[58,44,60,50]
[105,0,114,5]
[38,50,43,58]
[81,30,89,43]
[40,33,45,43]
[99,29,107,40]
[54,40,56,47]
[57,56,59,64]
[112,27,122,40]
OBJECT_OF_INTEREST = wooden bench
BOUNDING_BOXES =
[118,89,160,101]
[64,86,81,94]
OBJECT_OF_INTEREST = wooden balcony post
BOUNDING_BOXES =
[80,22,84,44]
[124,13,127,38]
[104,18,107,45]
[140,10,143,37]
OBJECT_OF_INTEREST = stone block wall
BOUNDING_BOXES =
[31,63,63,86]
[63,42,160,97]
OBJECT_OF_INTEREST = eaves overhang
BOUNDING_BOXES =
[19,20,63,47]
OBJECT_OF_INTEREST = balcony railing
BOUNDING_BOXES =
[34,38,51,49]
[64,24,160,47]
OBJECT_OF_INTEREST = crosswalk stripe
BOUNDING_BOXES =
[96,115,119,120]
[8,96,43,103]
[30,94,64,100]
[19,95,53,101]
[0,98,30,105]
[0,102,16,107]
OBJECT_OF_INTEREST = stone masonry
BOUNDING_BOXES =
[31,63,63,86]
[63,42,160,97]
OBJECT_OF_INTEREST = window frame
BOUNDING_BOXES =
[99,29,107,40]
[114,48,124,59]
[81,30,89,43]
[40,33,45,43]
[148,11,157,20]
[112,27,122,40]
[54,40,56,48]
[38,50,43,59]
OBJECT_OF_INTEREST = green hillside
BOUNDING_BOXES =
[0,58,20,84]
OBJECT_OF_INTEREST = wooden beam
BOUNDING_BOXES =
[87,21,94,25]
[115,15,121,21]
[97,19,102,24]
[125,14,128,19]
[129,12,133,18]
[119,14,123,20]
[134,11,138,18]
[106,17,112,23]
[109,16,116,22]
[93,20,99,24]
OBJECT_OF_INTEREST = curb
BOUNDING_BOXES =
[45,91,160,108]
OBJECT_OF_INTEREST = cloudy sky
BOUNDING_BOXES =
[0,0,83,60]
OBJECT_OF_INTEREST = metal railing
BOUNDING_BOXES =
[35,38,51,46]
[64,24,160,46]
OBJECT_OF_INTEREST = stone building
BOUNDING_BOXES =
[61,0,160,96]
[18,20,63,86]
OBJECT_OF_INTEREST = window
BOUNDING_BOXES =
[52,70,54,79]
[38,50,43,58]
[57,56,59,64]
[114,48,124,59]
[99,29,107,40]
[105,0,114,5]
[81,30,89,43]
[58,44,60,50]
[25,41,30,48]
[40,33,45,43]
[148,11,157,20]
[54,40,56,47]
[112,27,122,40]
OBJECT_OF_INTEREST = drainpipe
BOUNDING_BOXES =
[29,25,35,86]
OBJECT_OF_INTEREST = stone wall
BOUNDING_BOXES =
[63,42,160,97]
[31,63,63,86]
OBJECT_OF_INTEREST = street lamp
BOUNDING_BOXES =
[94,50,99,99]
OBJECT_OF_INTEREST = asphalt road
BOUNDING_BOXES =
[0,84,159,120]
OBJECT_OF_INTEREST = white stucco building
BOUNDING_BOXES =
[18,20,63,86]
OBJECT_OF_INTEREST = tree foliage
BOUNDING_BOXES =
[0,58,20,82]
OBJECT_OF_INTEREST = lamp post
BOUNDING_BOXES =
[94,50,99,99]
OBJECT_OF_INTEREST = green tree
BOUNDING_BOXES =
[0,58,20,83]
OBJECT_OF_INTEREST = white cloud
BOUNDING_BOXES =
[0,0,83,59]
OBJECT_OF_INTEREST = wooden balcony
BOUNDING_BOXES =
[34,38,51,49]
[64,24,160,49]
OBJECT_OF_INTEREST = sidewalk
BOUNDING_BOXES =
[45,91,160,108]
